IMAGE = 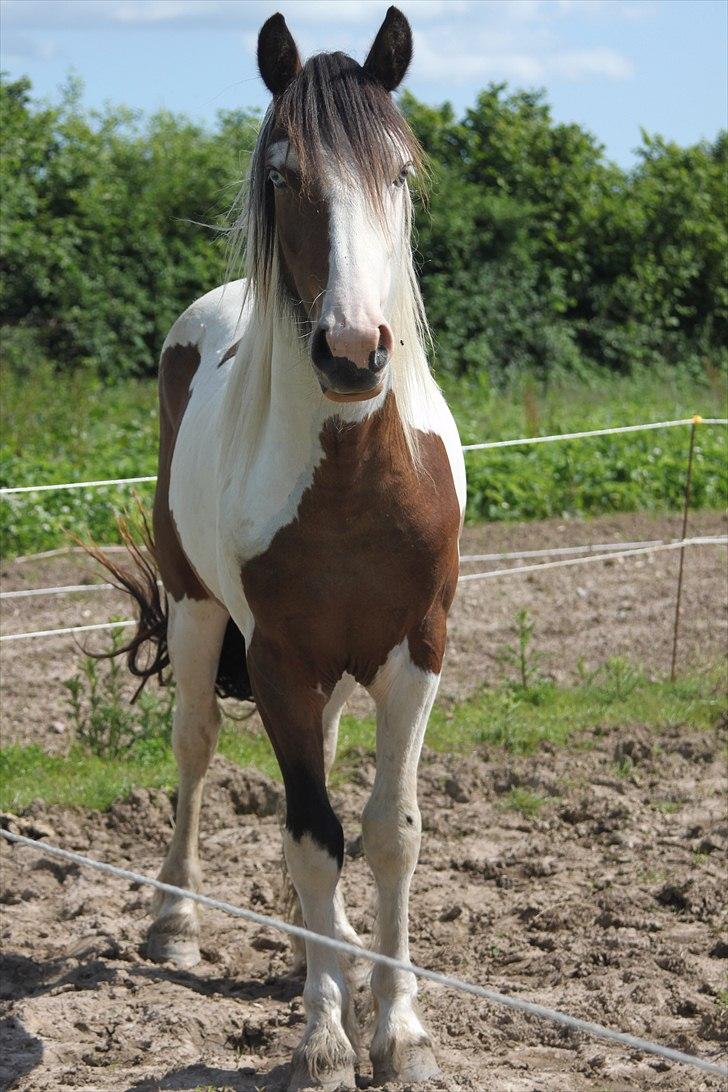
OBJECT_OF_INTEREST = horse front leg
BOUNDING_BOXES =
[248,641,357,1092]
[363,640,442,1086]
[147,598,229,968]
[284,673,360,972]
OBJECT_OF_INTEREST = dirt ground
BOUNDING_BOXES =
[1,510,727,749]
[1,510,727,1091]
[1,718,727,1091]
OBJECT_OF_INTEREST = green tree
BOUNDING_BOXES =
[0,75,258,377]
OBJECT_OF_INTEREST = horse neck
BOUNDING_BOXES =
[265,310,391,455]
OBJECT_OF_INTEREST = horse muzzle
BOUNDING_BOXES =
[311,323,391,401]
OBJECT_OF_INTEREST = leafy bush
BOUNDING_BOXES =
[1,75,258,378]
[403,87,727,378]
[1,76,725,381]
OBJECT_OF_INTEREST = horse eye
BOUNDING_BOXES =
[393,164,413,189]
[268,168,287,190]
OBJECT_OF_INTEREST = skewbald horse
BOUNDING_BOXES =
[106,8,465,1089]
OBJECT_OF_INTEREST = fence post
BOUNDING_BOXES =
[670,416,701,681]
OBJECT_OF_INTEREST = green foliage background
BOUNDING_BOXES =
[2,74,726,380]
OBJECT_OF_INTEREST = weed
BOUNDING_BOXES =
[497,608,548,694]
[615,755,634,779]
[64,628,174,758]
[1,659,724,812]
[586,657,646,704]
[503,787,546,817]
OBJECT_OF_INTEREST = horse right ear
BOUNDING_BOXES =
[257,13,302,95]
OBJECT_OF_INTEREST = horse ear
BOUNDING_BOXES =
[257,13,302,95]
[363,6,413,92]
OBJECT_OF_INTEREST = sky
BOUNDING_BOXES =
[1,0,726,167]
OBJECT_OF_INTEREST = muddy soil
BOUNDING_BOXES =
[1,714,727,1091]
[2,511,727,751]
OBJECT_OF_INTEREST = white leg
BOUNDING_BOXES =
[363,641,441,1085]
[147,597,229,968]
[285,833,357,1091]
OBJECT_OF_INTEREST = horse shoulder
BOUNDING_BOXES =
[154,280,249,603]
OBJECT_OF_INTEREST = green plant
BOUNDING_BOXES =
[615,755,634,779]
[64,628,174,758]
[497,608,547,694]
[503,787,547,816]
[587,656,646,703]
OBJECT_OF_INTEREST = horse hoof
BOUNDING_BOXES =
[371,1036,441,1086]
[288,1032,357,1091]
[146,914,201,968]
[287,1056,356,1091]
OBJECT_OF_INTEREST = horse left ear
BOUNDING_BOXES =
[363,6,413,92]
[257,12,302,95]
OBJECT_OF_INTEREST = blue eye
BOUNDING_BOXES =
[268,168,287,189]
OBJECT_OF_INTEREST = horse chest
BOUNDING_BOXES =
[241,411,460,686]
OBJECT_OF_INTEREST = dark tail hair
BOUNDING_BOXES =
[83,506,169,702]
[83,502,254,705]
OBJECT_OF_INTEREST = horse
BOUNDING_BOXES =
[103,8,465,1089]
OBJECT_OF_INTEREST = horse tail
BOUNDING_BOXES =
[82,506,169,702]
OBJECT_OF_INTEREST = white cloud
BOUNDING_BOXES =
[412,27,633,85]
[0,30,57,61]
[0,0,637,86]
[0,0,471,30]
[551,48,634,80]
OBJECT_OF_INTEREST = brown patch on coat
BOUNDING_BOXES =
[274,173,330,320]
[218,339,241,367]
[242,393,460,707]
[153,342,209,603]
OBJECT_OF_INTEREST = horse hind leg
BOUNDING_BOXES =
[147,597,229,968]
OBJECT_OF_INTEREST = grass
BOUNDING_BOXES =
[1,358,725,556]
[1,660,724,813]
[501,788,548,817]
[444,366,727,524]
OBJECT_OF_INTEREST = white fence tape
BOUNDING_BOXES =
[1,582,117,600]
[460,539,663,563]
[1,829,724,1079]
[9,545,132,565]
[0,474,156,497]
[458,535,728,583]
[2,417,726,497]
[462,417,727,451]
[0,541,665,599]
[2,536,725,643]
[0,619,136,643]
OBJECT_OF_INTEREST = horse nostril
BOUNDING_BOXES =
[311,326,333,369]
[369,344,389,373]
[369,325,393,373]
